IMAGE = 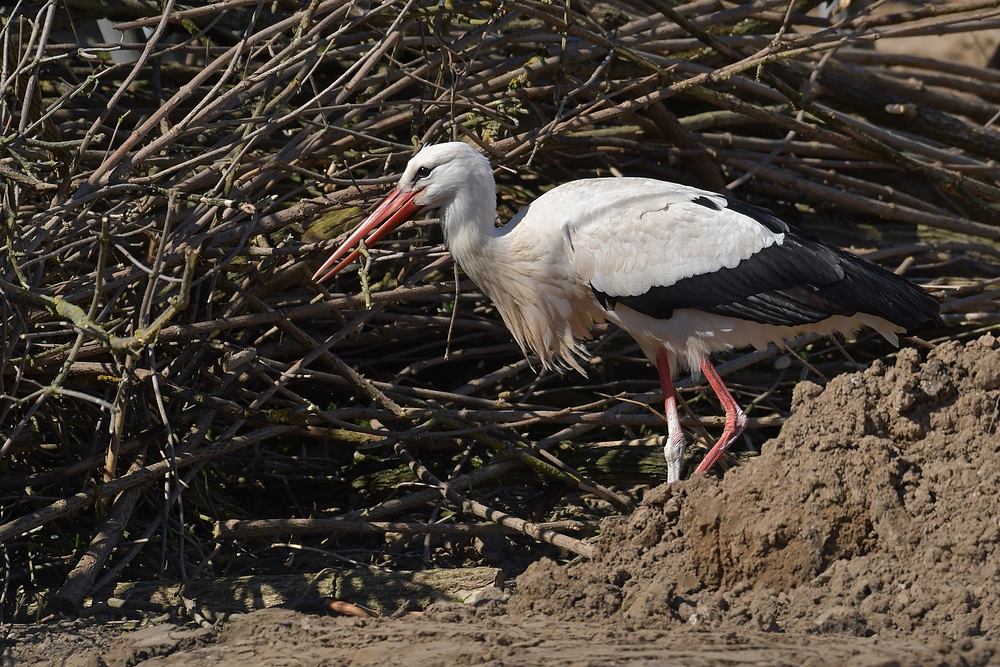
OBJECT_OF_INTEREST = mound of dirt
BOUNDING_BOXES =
[512,334,1000,643]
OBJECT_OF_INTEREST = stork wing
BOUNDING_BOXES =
[548,179,933,330]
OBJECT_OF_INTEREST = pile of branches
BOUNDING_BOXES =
[2,0,999,619]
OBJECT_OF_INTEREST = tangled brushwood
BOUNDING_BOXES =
[1,1,998,620]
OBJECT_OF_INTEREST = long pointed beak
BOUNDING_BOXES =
[312,189,423,283]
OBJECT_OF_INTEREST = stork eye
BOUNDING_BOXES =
[415,166,433,180]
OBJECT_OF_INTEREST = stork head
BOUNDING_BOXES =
[312,142,492,282]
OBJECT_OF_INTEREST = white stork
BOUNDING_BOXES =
[313,142,939,483]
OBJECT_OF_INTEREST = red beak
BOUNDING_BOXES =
[312,189,423,283]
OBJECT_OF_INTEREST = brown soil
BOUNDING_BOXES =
[512,335,1000,641]
[6,335,1000,666]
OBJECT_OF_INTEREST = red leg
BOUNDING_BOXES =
[656,349,687,483]
[693,355,748,475]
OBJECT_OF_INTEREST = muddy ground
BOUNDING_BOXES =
[5,333,999,666]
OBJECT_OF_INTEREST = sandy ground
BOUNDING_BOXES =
[5,333,999,666]
[11,607,988,667]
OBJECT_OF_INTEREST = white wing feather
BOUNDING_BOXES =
[512,178,785,298]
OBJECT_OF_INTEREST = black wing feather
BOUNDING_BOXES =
[592,199,939,331]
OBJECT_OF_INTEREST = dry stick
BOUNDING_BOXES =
[15,0,57,135]
[61,0,179,190]
[940,288,1000,314]
[214,517,594,540]
[651,0,1000,217]
[0,424,296,543]
[297,288,628,510]
[0,20,928,237]
[645,100,727,191]
[110,0,268,30]
[75,3,292,191]
[431,406,784,430]
[697,129,988,171]
[830,60,1000,124]
[81,6,306,196]
[765,157,953,217]
[836,48,1000,85]
[488,55,770,160]
[545,8,1000,212]
[776,67,1000,213]
[391,441,594,559]
[612,0,780,41]
[685,86,1000,237]
[228,277,403,416]
[258,310,634,513]
[225,356,517,414]
[2,195,143,447]
[782,0,1000,51]
[0,276,114,345]
[843,0,1000,29]
[685,82,988,176]
[15,37,972,272]
[91,412,218,596]
[207,6,409,201]
[105,356,137,479]
[341,2,644,141]
[0,427,163,491]
[8,281,461,373]
[808,63,1000,169]
[724,157,1000,241]
[51,482,146,612]
[0,250,200,361]
[218,4,409,155]
[0,301,108,459]
[884,68,1000,109]
[428,414,634,513]
[337,458,522,526]
[156,383,381,435]
[25,3,984,204]
[940,276,1000,300]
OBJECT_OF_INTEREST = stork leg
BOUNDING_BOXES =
[655,349,686,484]
[693,355,748,475]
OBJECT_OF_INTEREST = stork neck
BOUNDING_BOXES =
[438,174,502,261]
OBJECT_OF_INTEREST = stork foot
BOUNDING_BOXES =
[664,431,687,484]
[693,356,748,476]
[693,403,747,475]
[655,349,688,483]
